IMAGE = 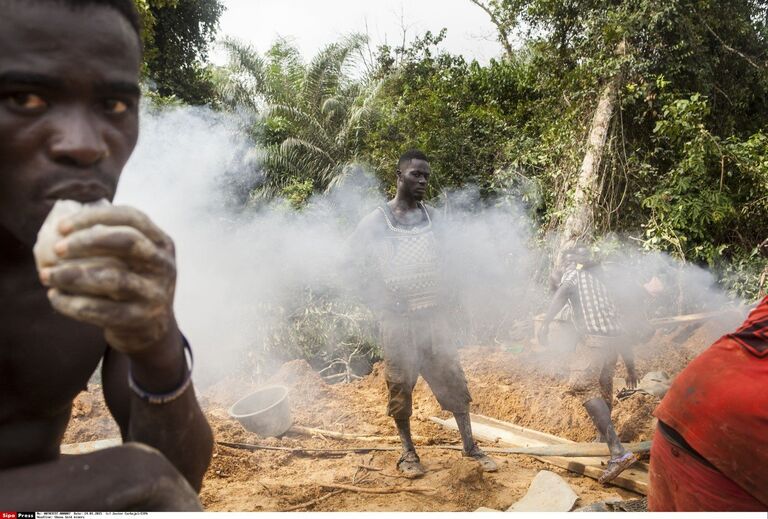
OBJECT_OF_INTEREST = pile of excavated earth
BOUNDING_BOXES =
[64,316,741,512]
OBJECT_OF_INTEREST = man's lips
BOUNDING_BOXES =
[44,181,111,203]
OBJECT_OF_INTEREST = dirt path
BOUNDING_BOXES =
[63,320,732,511]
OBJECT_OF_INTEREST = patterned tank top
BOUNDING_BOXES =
[375,203,440,312]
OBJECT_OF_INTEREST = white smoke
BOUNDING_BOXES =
[115,104,748,389]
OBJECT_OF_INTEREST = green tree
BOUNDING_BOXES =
[134,0,225,104]
[470,1,768,262]
[216,35,381,204]
[365,30,533,199]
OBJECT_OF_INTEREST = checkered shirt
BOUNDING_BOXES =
[560,266,622,337]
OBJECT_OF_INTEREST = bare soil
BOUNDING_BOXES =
[63,319,732,512]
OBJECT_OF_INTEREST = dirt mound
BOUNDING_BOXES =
[61,322,726,511]
[63,385,119,443]
[266,359,329,404]
[267,359,325,387]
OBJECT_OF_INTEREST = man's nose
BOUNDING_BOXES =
[48,109,108,167]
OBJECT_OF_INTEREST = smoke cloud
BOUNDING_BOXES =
[115,105,747,390]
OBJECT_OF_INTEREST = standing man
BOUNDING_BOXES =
[1,0,213,510]
[348,149,496,476]
[538,247,638,484]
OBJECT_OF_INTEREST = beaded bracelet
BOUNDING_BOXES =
[128,335,194,405]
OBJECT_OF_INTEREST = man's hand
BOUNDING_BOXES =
[40,205,176,355]
[626,365,639,389]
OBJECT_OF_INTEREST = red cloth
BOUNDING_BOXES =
[653,296,768,508]
[648,428,766,511]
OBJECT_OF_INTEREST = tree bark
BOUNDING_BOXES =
[557,41,626,259]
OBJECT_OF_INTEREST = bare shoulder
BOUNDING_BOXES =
[351,207,387,237]
[422,203,438,221]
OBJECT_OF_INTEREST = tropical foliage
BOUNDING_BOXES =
[216,35,381,205]
[208,0,768,298]
[146,0,768,368]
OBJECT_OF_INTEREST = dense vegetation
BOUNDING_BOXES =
[136,0,225,104]
[209,1,768,294]
[133,0,768,372]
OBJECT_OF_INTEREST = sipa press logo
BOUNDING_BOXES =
[1,514,35,519]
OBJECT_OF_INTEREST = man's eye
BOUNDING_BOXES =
[8,93,47,110]
[104,99,129,114]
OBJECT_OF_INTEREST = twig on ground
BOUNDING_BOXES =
[284,490,344,511]
[290,424,427,443]
[319,483,436,495]
[216,440,400,455]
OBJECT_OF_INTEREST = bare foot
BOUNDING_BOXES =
[598,452,638,484]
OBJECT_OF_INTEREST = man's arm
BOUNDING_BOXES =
[41,205,213,490]
[537,283,571,347]
[101,330,213,491]
[344,210,388,310]
[618,345,639,389]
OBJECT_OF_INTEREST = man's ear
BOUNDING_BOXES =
[396,169,402,180]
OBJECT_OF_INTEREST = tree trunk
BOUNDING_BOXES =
[557,41,626,259]
[469,0,515,60]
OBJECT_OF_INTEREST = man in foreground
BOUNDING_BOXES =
[538,247,639,484]
[348,149,497,476]
[648,284,767,510]
[0,0,213,510]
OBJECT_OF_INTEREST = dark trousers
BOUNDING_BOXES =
[380,310,471,419]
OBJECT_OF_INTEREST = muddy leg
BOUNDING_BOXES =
[454,413,498,472]
[395,418,416,453]
[453,413,475,453]
[394,418,425,477]
[584,397,639,483]
[584,397,626,458]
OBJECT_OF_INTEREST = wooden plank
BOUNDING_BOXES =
[648,309,736,327]
[431,414,648,495]
[496,441,652,457]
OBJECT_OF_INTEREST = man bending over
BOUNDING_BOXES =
[538,247,638,484]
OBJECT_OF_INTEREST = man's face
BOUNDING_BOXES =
[397,159,431,201]
[0,2,141,246]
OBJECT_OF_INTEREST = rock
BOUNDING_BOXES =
[637,371,671,398]
[506,470,579,512]
[474,507,502,512]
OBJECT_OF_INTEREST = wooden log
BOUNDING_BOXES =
[648,309,737,327]
[497,440,651,457]
[284,489,344,511]
[431,414,649,495]
[219,438,649,459]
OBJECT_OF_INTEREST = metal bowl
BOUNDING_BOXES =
[228,385,293,437]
